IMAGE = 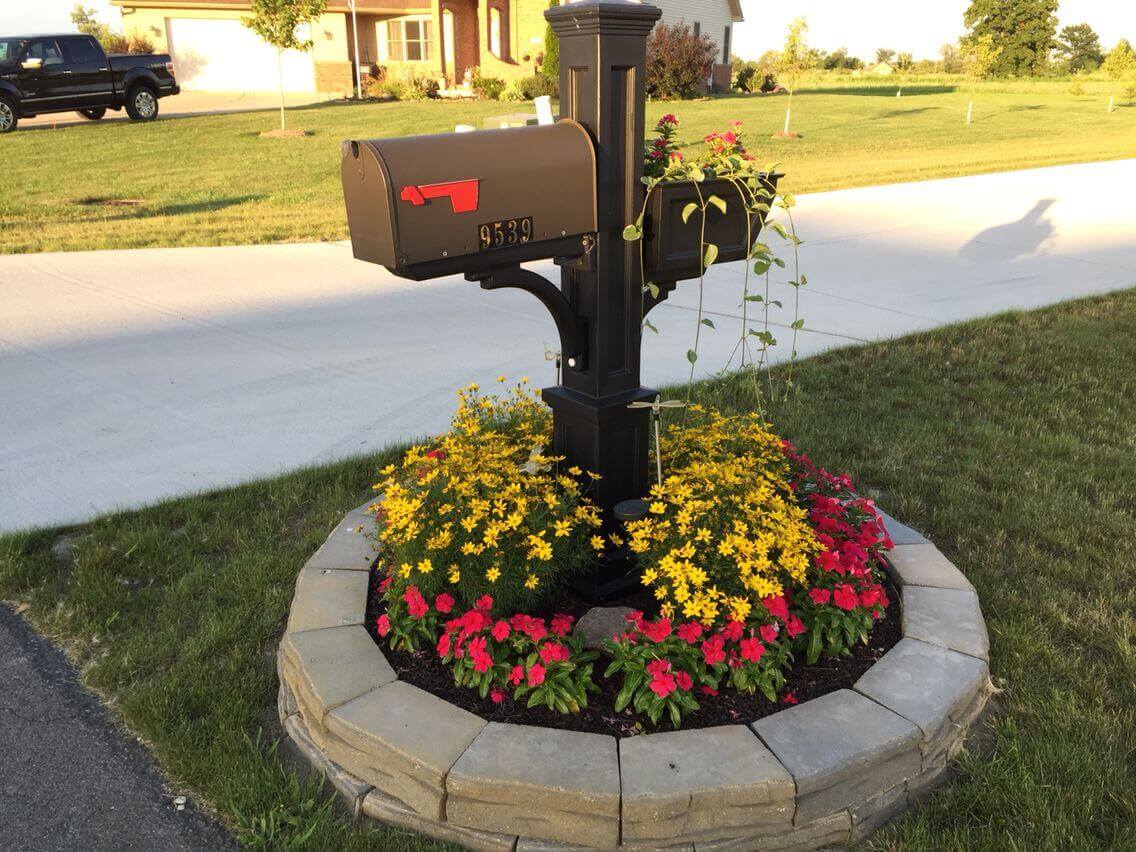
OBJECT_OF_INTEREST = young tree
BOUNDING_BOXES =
[1102,39,1136,113]
[963,0,1057,76]
[243,0,326,131]
[875,48,896,65]
[776,17,816,136]
[940,42,963,73]
[895,51,913,96]
[1055,23,1103,73]
[960,32,1001,125]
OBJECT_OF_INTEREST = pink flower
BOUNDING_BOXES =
[434,593,455,614]
[527,662,546,687]
[643,618,672,643]
[739,637,765,662]
[550,614,574,637]
[491,620,511,642]
[759,623,780,643]
[674,670,693,691]
[376,614,391,636]
[833,584,859,611]
[490,688,506,704]
[702,635,726,666]
[676,622,703,644]
[808,587,831,605]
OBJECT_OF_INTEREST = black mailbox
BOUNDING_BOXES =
[342,120,598,281]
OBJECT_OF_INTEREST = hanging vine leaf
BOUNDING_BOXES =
[642,318,659,334]
[622,224,642,241]
[700,318,716,329]
[686,349,698,364]
[791,318,805,329]
[708,195,727,215]
[681,202,699,224]
[703,243,719,268]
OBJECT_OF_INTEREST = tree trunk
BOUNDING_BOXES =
[277,49,286,131]
[966,99,973,125]
[783,90,793,134]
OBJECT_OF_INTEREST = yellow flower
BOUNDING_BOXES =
[448,565,461,583]
[417,558,433,574]
[398,562,412,578]
[649,501,666,514]
[553,519,572,538]
[568,466,582,476]
[486,567,501,582]
[525,573,539,590]
[496,375,506,383]
[590,535,606,552]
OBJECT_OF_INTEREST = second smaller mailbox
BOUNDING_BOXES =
[342,120,598,281]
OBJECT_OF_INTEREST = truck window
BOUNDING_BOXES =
[25,39,66,66]
[63,36,101,65]
[0,38,27,63]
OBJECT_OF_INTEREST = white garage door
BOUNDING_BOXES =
[168,18,315,92]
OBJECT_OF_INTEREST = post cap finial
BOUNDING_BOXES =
[546,0,662,35]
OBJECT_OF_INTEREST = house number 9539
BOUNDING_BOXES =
[479,217,533,251]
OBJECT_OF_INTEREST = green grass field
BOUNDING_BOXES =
[2,84,1134,254]
[2,290,1134,849]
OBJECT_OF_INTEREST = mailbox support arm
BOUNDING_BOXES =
[467,266,588,371]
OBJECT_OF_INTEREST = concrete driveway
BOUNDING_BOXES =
[18,90,337,130]
[2,159,1134,532]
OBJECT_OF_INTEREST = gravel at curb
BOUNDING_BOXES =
[278,503,993,850]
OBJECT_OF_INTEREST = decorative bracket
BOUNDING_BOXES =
[643,280,678,316]
[466,265,588,372]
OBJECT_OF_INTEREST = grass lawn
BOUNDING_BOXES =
[2,85,1134,254]
[2,290,1134,848]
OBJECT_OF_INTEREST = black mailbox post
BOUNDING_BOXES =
[342,0,736,599]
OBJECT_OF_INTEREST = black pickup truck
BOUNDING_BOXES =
[0,33,179,132]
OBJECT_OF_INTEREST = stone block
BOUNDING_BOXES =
[277,672,298,723]
[886,544,974,591]
[620,726,794,842]
[305,513,377,572]
[362,788,517,852]
[906,753,948,803]
[849,781,907,826]
[447,722,620,848]
[515,840,692,852]
[286,568,369,633]
[694,810,852,851]
[324,681,486,820]
[853,638,988,748]
[752,690,920,823]
[876,509,928,545]
[284,713,372,818]
[281,625,395,735]
[902,586,989,661]
[573,606,635,650]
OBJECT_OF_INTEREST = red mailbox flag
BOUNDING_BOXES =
[399,179,480,214]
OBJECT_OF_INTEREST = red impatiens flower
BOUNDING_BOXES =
[702,635,726,666]
[759,623,780,643]
[833,584,859,611]
[786,614,806,639]
[646,658,672,677]
[527,662,546,687]
[475,594,494,612]
[649,670,677,697]
[491,620,511,642]
[436,632,451,657]
[762,595,790,621]
[782,691,799,705]
[425,449,446,460]
[739,637,765,663]
[816,550,844,574]
[808,587,831,605]
[378,575,394,593]
[676,622,703,644]
[700,685,719,697]
[539,642,570,665]
[490,688,506,704]
[643,618,672,643]
[550,614,574,637]
[404,586,428,619]
[376,614,391,636]
[721,619,744,642]
[508,664,524,686]
[468,636,493,672]
[625,610,647,631]
[434,593,455,614]
[859,584,882,608]
[674,670,693,691]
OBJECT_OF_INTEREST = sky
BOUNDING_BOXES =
[2,0,1134,61]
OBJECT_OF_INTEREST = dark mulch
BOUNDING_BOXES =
[365,571,900,738]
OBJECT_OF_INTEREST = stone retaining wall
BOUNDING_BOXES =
[278,502,993,850]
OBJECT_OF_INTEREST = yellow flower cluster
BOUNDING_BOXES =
[376,380,602,609]
[626,407,820,625]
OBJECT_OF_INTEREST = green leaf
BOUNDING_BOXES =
[773,257,786,268]
[642,318,659,334]
[645,281,660,299]
[668,702,683,729]
[622,224,642,241]
[791,318,805,330]
[744,295,764,303]
[768,221,789,239]
[753,259,771,274]
[708,194,727,215]
[686,349,698,364]
[700,318,716,329]
[681,202,699,224]
[769,299,783,308]
[703,243,719,268]
[799,273,808,286]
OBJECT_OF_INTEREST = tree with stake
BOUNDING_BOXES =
[1102,39,1136,114]
[243,0,326,133]
[895,52,913,96]
[776,17,815,139]
[960,33,1000,126]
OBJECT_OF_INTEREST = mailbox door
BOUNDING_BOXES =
[343,120,598,280]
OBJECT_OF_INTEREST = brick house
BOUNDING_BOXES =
[110,0,742,96]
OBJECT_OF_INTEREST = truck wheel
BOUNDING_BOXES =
[0,97,16,134]
[78,107,107,120]
[125,86,158,121]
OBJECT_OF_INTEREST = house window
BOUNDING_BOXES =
[722,25,731,64]
[488,3,509,60]
[380,16,434,62]
[693,21,700,38]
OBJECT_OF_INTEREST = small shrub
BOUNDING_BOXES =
[542,1,559,79]
[103,32,155,54]
[381,69,438,101]
[499,80,526,102]
[470,67,506,100]
[646,22,716,100]
[518,73,558,99]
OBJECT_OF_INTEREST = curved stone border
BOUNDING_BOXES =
[278,502,993,850]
